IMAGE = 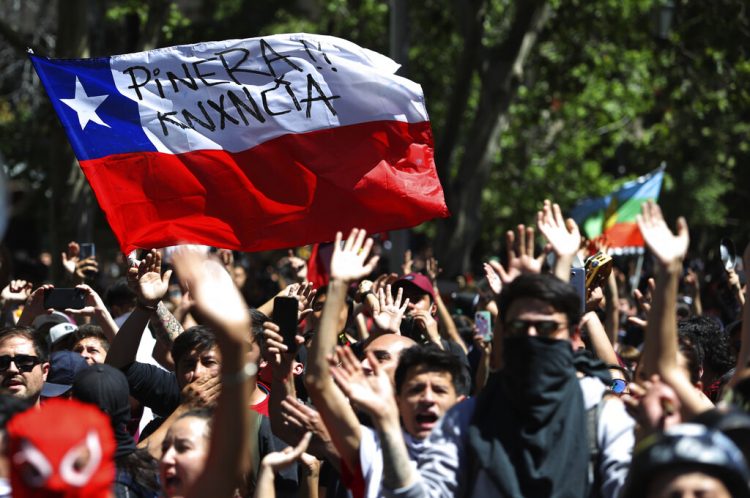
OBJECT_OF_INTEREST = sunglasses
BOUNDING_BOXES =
[610,378,629,395]
[0,354,42,373]
[506,319,567,336]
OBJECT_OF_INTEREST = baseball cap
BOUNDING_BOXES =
[622,423,750,498]
[31,310,72,330]
[49,322,78,345]
[392,273,435,302]
[41,351,89,398]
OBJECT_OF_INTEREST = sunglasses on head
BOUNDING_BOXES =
[610,378,629,395]
[506,319,566,336]
[0,354,42,373]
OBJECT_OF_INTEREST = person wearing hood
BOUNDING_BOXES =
[72,364,159,497]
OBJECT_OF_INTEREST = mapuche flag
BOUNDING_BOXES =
[30,34,449,254]
[570,166,665,250]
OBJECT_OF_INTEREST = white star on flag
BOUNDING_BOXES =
[60,77,111,130]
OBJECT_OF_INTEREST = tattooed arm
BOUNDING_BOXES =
[151,301,184,346]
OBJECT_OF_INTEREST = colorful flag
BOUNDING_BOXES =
[570,166,665,250]
[30,34,449,254]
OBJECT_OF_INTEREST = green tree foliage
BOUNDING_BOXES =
[477,0,750,265]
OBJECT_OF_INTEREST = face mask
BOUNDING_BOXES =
[7,398,115,498]
[502,336,577,414]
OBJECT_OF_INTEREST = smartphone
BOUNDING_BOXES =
[273,296,299,350]
[570,267,586,314]
[475,311,492,342]
[79,243,96,260]
[44,288,86,311]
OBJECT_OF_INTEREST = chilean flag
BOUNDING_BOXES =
[30,34,449,254]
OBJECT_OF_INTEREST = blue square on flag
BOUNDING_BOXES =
[32,56,155,160]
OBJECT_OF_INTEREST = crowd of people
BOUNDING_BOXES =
[0,198,746,498]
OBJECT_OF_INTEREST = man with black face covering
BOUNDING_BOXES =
[374,272,634,498]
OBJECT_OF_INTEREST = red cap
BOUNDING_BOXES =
[393,273,435,302]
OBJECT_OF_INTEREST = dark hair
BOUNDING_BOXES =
[678,330,704,385]
[104,278,137,309]
[0,394,32,427]
[250,309,269,359]
[498,274,581,330]
[394,344,470,397]
[679,316,735,377]
[171,326,216,368]
[117,449,159,493]
[0,326,49,362]
[175,408,213,439]
[72,324,111,352]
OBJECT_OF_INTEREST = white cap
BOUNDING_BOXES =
[49,322,78,344]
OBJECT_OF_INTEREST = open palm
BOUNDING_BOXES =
[329,229,380,282]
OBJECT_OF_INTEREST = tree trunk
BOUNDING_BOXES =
[436,1,551,276]
[47,0,88,279]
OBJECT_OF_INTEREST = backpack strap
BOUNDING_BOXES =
[586,396,605,498]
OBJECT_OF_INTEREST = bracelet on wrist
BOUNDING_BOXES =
[137,301,157,311]
[222,362,258,385]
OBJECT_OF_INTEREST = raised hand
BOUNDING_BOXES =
[1,280,32,306]
[262,321,304,367]
[372,285,409,334]
[622,374,682,436]
[492,225,546,285]
[628,277,655,329]
[61,241,80,277]
[537,199,581,258]
[413,308,441,345]
[280,396,334,449]
[260,431,313,471]
[329,229,380,283]
[287,281,317,321]
[586,286,604,312]
[329,346,396,418]
[278,250,308,284]
[16,284,54,326]
[64,284,106,317]
[636,201,689,266]
[483,262,503,296]
[128,249,172,307]
[425,257,442,284]
[401,249,413,275]
[372,272,399,294]
[171,249,249,335]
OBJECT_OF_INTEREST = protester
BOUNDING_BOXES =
[41,350,89,399]
[622,424,750,498]
[157,248,255,498]
[3,189,750,498]
[72,364,160,497]
[6,398,116,497]
[0,327,49,406]
[70,324,111,365]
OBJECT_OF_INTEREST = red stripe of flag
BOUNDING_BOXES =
[81,120,448,253]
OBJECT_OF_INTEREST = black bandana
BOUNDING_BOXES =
[467,336,589,498]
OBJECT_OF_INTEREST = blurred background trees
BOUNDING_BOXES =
[0,0,748,277]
